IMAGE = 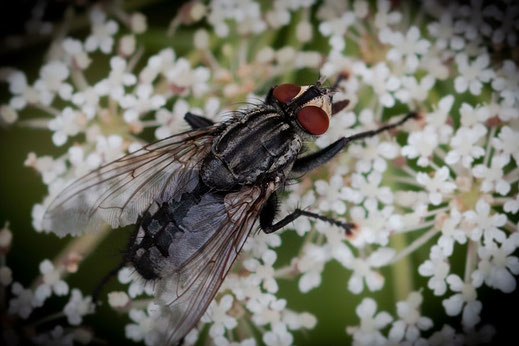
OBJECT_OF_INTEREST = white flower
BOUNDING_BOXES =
[416,166,456,206]
[130,12,148,33]
[427,12,464,51]
[164,59,210,97]
[418,245,450,296]
[250,294,286,328]
[94,135,127,164]
[139,48,177,84]
[389,291,433,342]
[8,282,35,319]
[71,87,100,119]
[320,224,354,266]
[126,303,161,346]
[62,38,91,69]
[119,84,166,123]
[472,155,511,195]
[282,310,316,331]
[402,125,438,167]
[118,267,154,298]
[203,295,237,338]
[0,104,18,123]
[297,244,327,293]
[471,237,519,293]
[318,11,355,51]
[94,57,137,101]
[454,53,494,95]
[395,75,436,103]
[262,323,293,346]
[296,20,313,42]
[34,61,73,104]
[361,62,401,107]
[34,260,69,305]
[85,7,119,53]
[48,107,84,146]
[242,229,281,259]
[108,291,130,308]
[208,0,265,36]
[420,49,451,80]
[492,126,519,165]
[346,298,393,346]
[428,324,465,346]
[464,199,507,245]
[374,0,401,29]
[346,248,394,294]
[445,126,487,168]
[314,174,347,214]
[463,324,496,345]
[437,209,467,257]
[459,102,490,128]
[64,289,94,325]
[348,124,400,173]
[386,26,430,72]
[349,204,401,247]
[442,274,481,328]
[25,153,66,185]
[6,70,40,110]
[491,60,519,106]
[341,171,393,207]
[0,222,13,248]
[154,99,190,139]
[243,249,278,293]
[504,195,519,214]
[318,11,355,37]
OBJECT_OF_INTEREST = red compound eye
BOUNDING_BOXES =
[297,106,329,135]
[273,83,301,103]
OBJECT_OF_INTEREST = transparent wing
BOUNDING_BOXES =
[154,184,271,345]
[42,127,217,237]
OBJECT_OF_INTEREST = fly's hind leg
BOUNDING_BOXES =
[260,193,355,235]
[184,112,215,129]
[92,218,142,303]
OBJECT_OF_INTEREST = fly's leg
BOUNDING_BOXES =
[92,259,127,303]
[291,112,418,175]
[184,112,215,129]
[92,218,143,303]
[261,204,355,235]
[260,193,354,235]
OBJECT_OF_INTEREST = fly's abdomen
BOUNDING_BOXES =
[129,182,222,280]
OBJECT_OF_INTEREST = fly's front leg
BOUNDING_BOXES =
[291,112,418,175]
[184,112,215,129]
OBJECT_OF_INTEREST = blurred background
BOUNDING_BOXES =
[1,1,518,345]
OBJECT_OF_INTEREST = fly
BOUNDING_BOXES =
[42,78,418,344]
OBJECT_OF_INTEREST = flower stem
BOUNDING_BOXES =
[390,227,438,265]
[464,240,476,282]
[389,233,414,301]
[483,126,496,167]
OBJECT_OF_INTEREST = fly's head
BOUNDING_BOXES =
[267,80,338,137]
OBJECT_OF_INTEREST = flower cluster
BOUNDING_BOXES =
[1,0,518,345]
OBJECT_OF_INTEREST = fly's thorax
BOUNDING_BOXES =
[201,108,302,191]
